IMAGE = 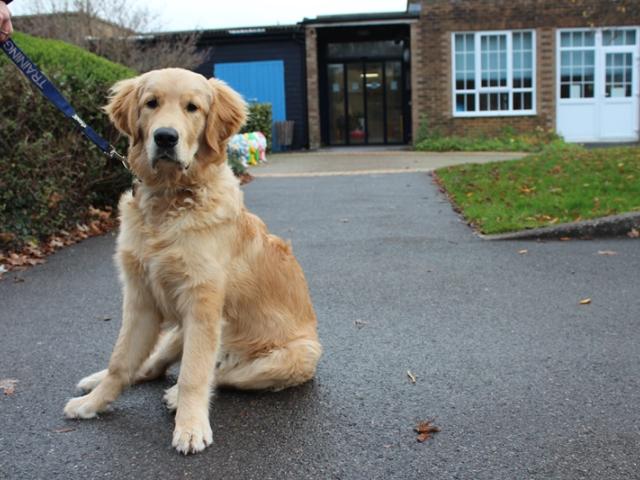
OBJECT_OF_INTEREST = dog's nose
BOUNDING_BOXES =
[154,128,179,148]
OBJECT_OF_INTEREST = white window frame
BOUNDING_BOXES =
[451,29,537,117]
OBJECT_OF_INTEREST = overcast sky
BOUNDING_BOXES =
[11,0,408,32]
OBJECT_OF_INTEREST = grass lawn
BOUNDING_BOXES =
[434,145,640,234]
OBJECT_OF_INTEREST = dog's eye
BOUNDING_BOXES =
[186,103,198,113]
[146,99,158,109]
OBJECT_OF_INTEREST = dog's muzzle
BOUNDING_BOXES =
[151,127,185,169]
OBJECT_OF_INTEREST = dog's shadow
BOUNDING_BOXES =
[110,372,328,454]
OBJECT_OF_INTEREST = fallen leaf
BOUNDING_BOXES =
[407,370,417,384]
[414,420,441,442]
[518,249,528,255]
[597,250,618,256]
[559,237,572,241]
[579,298,592,305]
[628,228,639,239]
[354,319,368,329]
[0,378,18,395]
[99,317,111,322]
[53,427,75,433]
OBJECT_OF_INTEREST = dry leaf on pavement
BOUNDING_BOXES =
[0,379,18,395]
[414,420,441,442]
[518,249,528,255]
[53,427,75,433]
[579,298,592,305]
[407,370,417,384]
[597,250,618,256]
[354,319,368,329]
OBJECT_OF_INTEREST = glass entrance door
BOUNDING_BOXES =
[327,64,345,145]
[365,62,384,143]
[327,60,404,145]
[385,61,404,143]
[347,63,366,144]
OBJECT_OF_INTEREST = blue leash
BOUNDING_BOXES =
[1,38,128,168]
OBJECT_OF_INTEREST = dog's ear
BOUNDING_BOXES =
[104,77,139,141]
[205,78,247,161]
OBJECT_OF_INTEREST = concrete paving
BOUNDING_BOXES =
[1,172,639,479]
[252,148,527,177]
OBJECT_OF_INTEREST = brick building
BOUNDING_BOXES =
[304,0,640,148]
[15,2,640,149]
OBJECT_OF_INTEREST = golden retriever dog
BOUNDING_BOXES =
[63,68,322,454]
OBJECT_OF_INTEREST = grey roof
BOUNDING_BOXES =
[301,10,419,25]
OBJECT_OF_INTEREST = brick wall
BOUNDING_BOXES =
[413,0,640,140]
[305,27,321,150]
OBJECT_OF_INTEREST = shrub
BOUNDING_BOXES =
[241,102,272,152]
[415,114,442,144]
[415,126,566,153]
[0,32,135,252]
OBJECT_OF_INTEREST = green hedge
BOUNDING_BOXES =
[415,124,566,153]
[241,102,272,152]
[0,32,135,251]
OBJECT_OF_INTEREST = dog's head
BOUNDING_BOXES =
[105,68,246,181]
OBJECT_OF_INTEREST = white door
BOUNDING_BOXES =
[557,28,640,142]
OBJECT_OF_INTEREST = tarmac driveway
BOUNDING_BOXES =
[1,172,639,479]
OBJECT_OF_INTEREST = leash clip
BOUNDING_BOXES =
[108,147,129,171]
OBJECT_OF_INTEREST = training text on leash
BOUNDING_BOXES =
[2,40,47,89]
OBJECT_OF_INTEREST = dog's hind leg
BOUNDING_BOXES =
[77,369,108,392]
[75,327,181,393]
[216,338,322,392]
[134,325,183,383]
[64,264,162,419]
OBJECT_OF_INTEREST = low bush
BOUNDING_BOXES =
[241,102,272,152]
[415,125,566,153]
[0,32,135,252]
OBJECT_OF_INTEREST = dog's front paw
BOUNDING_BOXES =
[172,416,213,455]
[64,394,102,419]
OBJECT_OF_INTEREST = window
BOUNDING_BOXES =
[453,30,535,116]
[605,52,633,98]
[559,31,595,99]
[327,41,404,60]
[603,28,636,46]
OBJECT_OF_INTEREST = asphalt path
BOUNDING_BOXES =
[1,172,639,479]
